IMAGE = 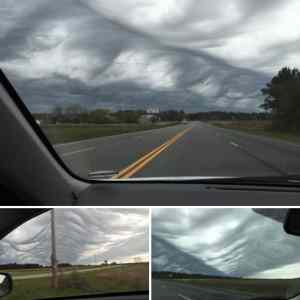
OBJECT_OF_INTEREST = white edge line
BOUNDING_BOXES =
[230,141,239,148]
[178,294,193,300]
[61,147,95,157]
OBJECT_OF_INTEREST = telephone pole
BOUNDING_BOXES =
[51,209,58,288]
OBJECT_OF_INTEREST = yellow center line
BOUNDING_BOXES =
[113,126,193,179]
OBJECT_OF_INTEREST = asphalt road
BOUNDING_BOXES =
[54,122,300,179]
[152,279,252,300]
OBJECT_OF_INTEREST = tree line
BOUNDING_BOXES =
[33,106,269,125]
[34,106,146,124]
[261,66,300,130]
[0,262,116,269]
[152,271,227,279]
[0,263,46,269]
[187,111,269,121]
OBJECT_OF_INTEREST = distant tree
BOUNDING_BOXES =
[51,106,64,123]
[52,106,63,114]
[260,67,300,130]
[113,110,142,123]
[64,104,85,115]
[58,263,72,267]
[103,260,108,265]
[159,110,185,122]
[64,104,86,123]
[89,109,111,123]
[186,111,269,121]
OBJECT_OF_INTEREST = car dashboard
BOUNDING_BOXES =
[36,292,148,300]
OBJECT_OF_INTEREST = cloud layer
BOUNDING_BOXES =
[0,208,149,265]
[152,208,300,279]
[1,1,300,112]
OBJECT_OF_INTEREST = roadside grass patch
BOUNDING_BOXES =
[0,265,97,277]
[210,120,300,144]
[5,263,148,300]
[40,123,179,145]
[174,277,300,299]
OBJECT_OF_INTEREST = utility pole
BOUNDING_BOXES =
[51,209,58,288]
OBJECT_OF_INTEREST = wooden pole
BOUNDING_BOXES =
[51,209,58,288]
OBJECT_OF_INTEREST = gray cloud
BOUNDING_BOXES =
[152,208,300,278]
[0,208,149,265]
[1,1,299,112]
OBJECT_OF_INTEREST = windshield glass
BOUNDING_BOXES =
[152,208,300,299]
[0,208,149,300]
[2,1,300,180]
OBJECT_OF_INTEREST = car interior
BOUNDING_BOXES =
[1,70,300,206]
[2,209,296,300]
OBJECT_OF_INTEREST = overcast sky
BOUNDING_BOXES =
[152,208,300,279]
[1,1,300,112]
[0,208,149,266]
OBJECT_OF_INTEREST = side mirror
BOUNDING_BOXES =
[0,273,12,297]
[284,209,300,236]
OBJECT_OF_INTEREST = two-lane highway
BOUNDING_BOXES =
[54,124,192,178]
[152,279,252,300]
[53,122,300,179]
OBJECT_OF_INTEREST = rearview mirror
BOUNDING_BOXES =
[0,273,12,297]
[284,209,300,236]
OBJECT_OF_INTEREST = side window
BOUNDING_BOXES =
[0,209,149,300]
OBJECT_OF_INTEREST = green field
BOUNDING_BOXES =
[0,265,98,277]
[173,277,300,299]
[5,263,148,300]
[40,123,178,145]
[211,120,300,144]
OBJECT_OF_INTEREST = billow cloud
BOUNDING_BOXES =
[0,208,149,265]
[1,1,300,112]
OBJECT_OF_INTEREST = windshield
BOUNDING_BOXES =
[0,208,149,300]
[152,208,300,299]
[2,1,300,180]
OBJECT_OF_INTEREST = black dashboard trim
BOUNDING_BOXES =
[35,290,149,300]
[0,69,91,184]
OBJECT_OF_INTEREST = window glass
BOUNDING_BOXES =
[2,1,300,180]
[0,209,149,300]
[152,208,300,299]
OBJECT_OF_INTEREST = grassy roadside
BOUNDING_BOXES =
[40,122,179,145]
[5,263,148,300]
[0,265,100,277]
[173,277,300,299]
[210,120,300,144]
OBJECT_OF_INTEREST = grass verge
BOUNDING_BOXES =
[40,123,179,145]
[5,263,148,300]
[174,277,300,299]
[0,265,99,277]
[210,120,300,144]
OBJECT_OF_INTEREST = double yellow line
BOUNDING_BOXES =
[113,126,193,179]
